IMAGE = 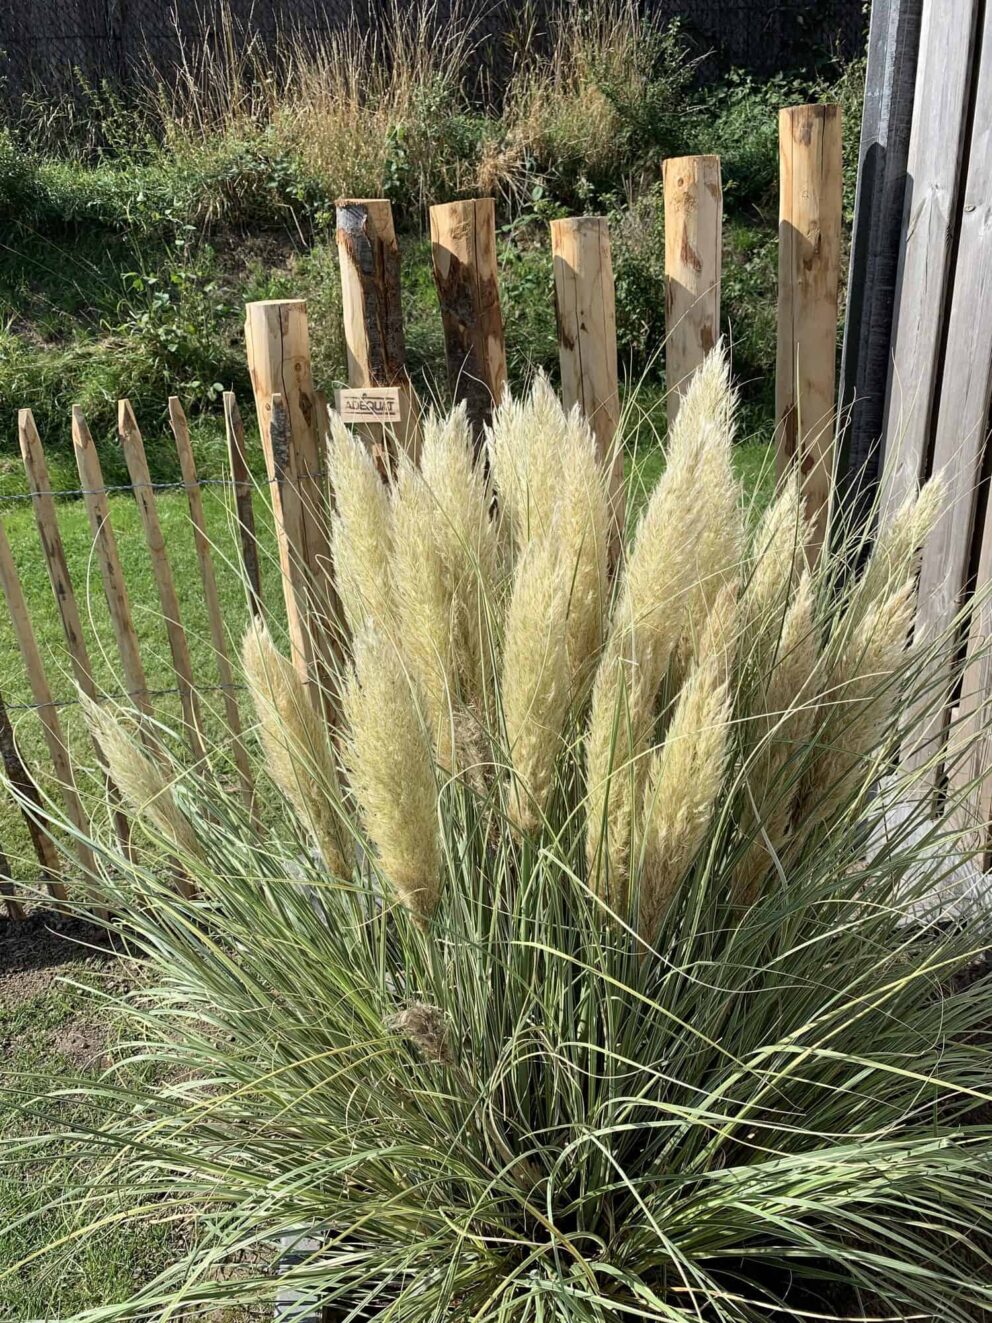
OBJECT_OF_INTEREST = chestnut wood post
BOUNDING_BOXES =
[663,155,723,425]
[0,523,94,888]
[429,197,507,447]
[20,409,131,855]
[119,399,204,761]
[223,391,263,619]
[170,397,255,814]
[550,215,625,555]
[775,104,843,562]
[244,298,341,713]
[335,198,421,466]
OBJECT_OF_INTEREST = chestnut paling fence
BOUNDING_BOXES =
[2,68,992,918]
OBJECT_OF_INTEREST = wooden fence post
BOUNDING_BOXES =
[72,408,152,717]
[550,215,625,555]
[775,104,843,561]
[119,400,204,761]
[904,7,992,795]
[0,523,95,886]
[0,687,64,904]
[836,0,924,539]
[20,409,131,854]
[223,391,263,619]
[878,0,980,523]
[663,155,722,425]
[335,198,421,466]
[429,197,507,447]
[244,298,340,712]
[170,397,255,814]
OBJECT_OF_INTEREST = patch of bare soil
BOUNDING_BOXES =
[0,907,117,1007]
[50,1018,111,1072]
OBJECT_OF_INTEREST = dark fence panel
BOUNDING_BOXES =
[0,1,868,111]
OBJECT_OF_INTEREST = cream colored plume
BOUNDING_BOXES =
[675,348,744,658]
[793,579,916,841]
[486,372,568,554]
[586,345,738,893]
[734,571,820,903]
[637,655,731,942]
[740,475,810,678]
[326,412,394,635]
[417,404,500,710]
[854,476,943,619]
[341,625,440,920]
[80,693,201,862]
[242,620,348,876]
[389,454,457,757]
[502,536,571,832]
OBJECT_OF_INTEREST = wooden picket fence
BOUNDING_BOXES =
[3,58,990,917]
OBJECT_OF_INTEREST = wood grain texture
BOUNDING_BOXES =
[430,197,507,446]
[0,521,92,888]
[550,215,625,557]
[907,6,992,794]
[335,198,421,465]
[663,155,722,424]
[170,397,254,813]
[835,0,923,537]
[71,407,151,716]
[879,0,980,522]
[20,408,131,854]
[118,399,204,761]
[223,391,263,618]
[776,104,843,562]
[244,298,341,714]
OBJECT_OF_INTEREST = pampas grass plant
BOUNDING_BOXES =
[9,345,992,1323]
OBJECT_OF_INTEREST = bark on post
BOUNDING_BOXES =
[550,215,625,555]
[223,391,263,619]
[244,298,341,712]
[663,155,723,425]
[429,197,507,447]
[335,198,421,467]
[776,104,843,562]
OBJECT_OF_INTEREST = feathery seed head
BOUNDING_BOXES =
[341,624,441,920]
[242,619,348,876]
[326,411,395,635]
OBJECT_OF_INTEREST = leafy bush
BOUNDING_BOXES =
[17,352,992,1322]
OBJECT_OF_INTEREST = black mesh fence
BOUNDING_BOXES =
[0,0,868,112]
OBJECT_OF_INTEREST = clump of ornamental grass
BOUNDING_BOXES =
[8,346,992,1323]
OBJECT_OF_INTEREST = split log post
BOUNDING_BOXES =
[335,198,421,467]
[0,687,64,903]
[118,400,204,762]
[550,215,625,556]
[429,198,507,448]
[223,391,263,618]
[775,104,843,562]
[0,523,95,887]
[169,397,255,814]
[663,155,723,424]
[19,409,131,854]
[72,408,152,717]
[243,299,341,714]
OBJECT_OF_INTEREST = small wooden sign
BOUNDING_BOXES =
[335,386,403,424]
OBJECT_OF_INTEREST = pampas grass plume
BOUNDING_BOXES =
[341,625,441,920]
[638,655,730,941]
[326,412,395,635]
[501,536,570,832]
[242,620,348,877]
[80,693,201,865]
